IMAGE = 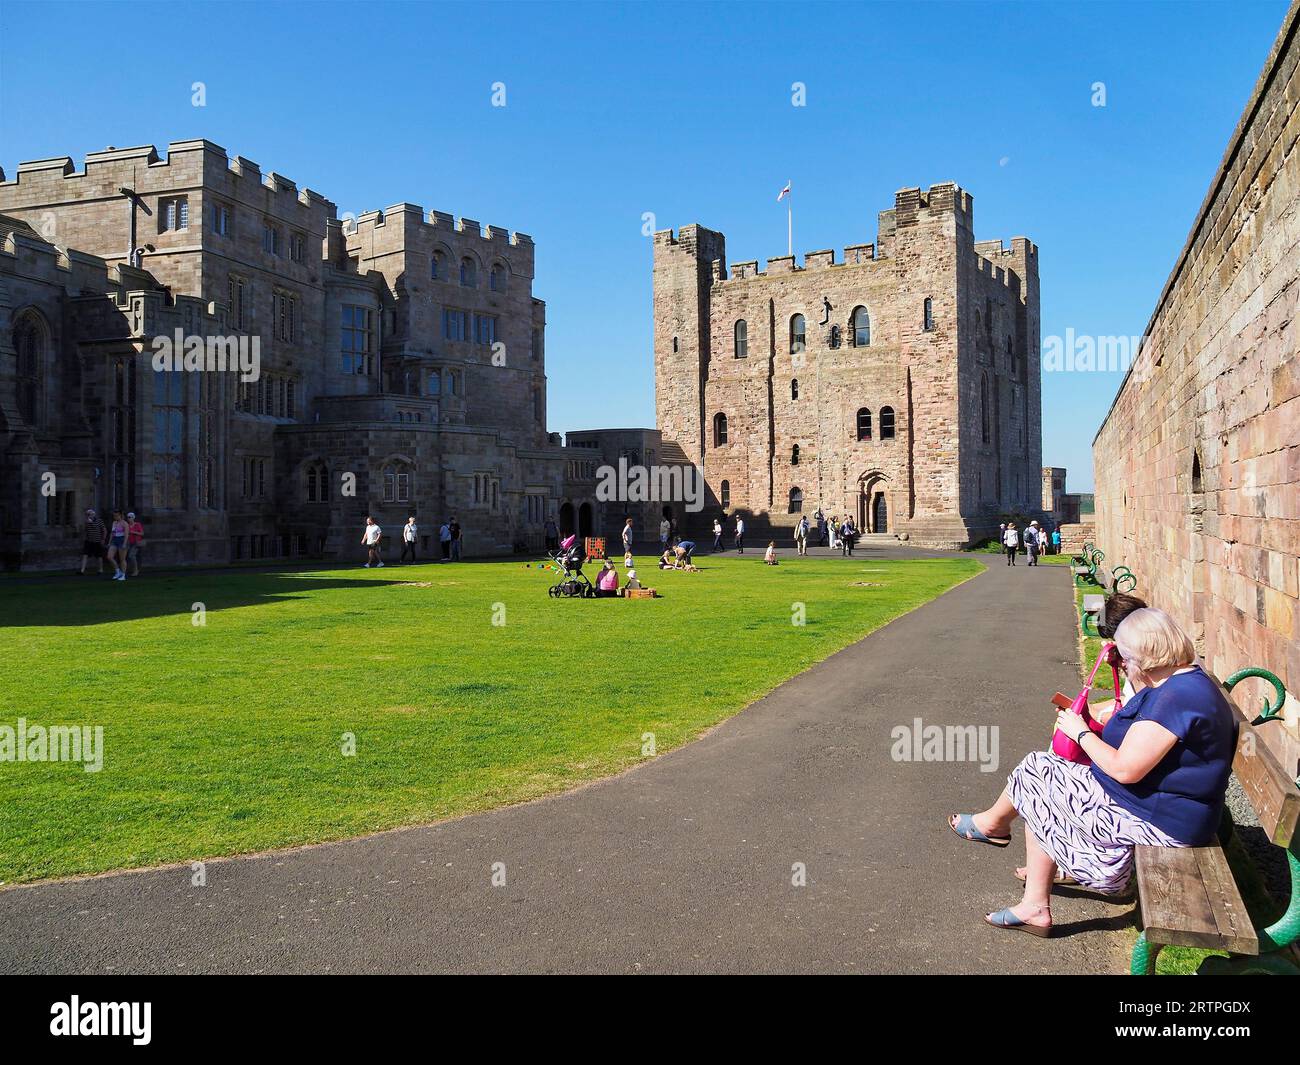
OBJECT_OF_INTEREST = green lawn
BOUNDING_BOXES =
[0,554,980,884]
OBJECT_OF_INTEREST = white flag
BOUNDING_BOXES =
[777,182,791,202]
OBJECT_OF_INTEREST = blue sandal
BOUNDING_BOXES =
[985,907,1052,938]
[947,813,1011,847]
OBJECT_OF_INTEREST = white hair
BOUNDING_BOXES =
[1114,608,1195,672]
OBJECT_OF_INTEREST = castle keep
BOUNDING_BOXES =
[0,140,607,569]
[653,183,1041,547]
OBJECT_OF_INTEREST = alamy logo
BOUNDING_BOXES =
[594,458,704,512]
[0,718,104,773]
[890,718,1000,773]
[151,329,261,382]
[50,996,151,1045]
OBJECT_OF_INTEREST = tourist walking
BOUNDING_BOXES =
[734,514,746,553]
[79,508,107,575]
[449,517,462,560]
[841,517,857,556]
[830,515,841,551]
[712,517,723,552]
[1002,522,1020,566]
[106,510,129,581]
[659,516,670,551]
[439,520,452,560]
[622,517,634,557]
[1026,521,1041,566]
[362,516,384,567]
[401,515,419,563]
[126,511,145,576]
[1051,527,1062,556]
[817,511,828,547]
[795,514,809,556]
[544,518,559,554]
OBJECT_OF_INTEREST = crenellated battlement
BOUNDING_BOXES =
[348,203,533,247]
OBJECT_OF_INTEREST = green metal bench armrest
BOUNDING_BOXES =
[1115,573,1138,593]
[1224,667,1288,724]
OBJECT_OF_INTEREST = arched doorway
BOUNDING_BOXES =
[872,493,888,533]
[578,502,593,539]
[857,472,890,533]
[559,501,575,537]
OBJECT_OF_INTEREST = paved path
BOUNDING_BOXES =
[0,552,1132,974]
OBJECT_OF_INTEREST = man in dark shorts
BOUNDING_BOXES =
[80,508,106,575]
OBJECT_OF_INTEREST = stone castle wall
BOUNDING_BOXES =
[1093,2,1300,735]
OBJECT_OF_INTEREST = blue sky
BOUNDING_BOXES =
[0,0,1289,491]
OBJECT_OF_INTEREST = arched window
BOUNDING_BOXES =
[923,297,934,332]
[431,251,445,280]
[791,378,799,400]
[720,480,731,508]
[490,263,507,292]
[13,310,45,425]
[791,444,800,465]
[382,461,412,504]
[713,412,728,446]
[852,306,871,347]
[734,319,748,358]
[880,406,896,439]
[305,461,330,503]
[428,369,441,395]
[789,487,804,513]
[790,314,805,354]
[829,324,841,348]
[459,257,476,287]
[980,373,990,444]
[856,407,872,441]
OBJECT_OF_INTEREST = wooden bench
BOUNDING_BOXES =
[1131,676,1300,975]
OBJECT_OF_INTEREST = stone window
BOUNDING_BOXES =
[1191,450,1204,495]
[209,201,231,237]
[720,480,731,508]
[228,275,247,330]
[262,220,281,255]
[923,297,934,332]
[443,308,469,342]
[789,487,804,513]
[790,314,805,355]
[713,412,728,446]
[160,196,189,232]
[533,389,542,423]
[980,373,990,444]
[241,456,267,500]
[473,313,498,345]
[273,290,298,343]
[198,369,217,508]
[383,462,412,504]
[110,356,137,511]
[289,231,306,263]
[460,257,477,287]
[341,305,374,374]
[431,251,445,280]
[880,406,896,439]
[490,263,507,292]
[856,407,872,441]
[852,306,871,347]
[672,336,679,353]
[305,462,330,503]
[13,310,45,426]
[791,444,800,465]
[428,370,441,395]
[152,367,187,510]
[734,319,748,358]
[791,378,799,401]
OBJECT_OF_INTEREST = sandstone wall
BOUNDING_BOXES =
[1093,2,1300,734]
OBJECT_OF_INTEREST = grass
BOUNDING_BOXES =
[0,554,980,885]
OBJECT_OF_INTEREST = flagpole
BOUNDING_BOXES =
[787,180,792,257]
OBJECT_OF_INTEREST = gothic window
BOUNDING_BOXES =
[152,367,186,510]
[382,461,412,504]
[305,461,330,503]
[789,487,804,513]
[880,406,896,439]
[790,314,805,354]
[431,251,444,280]
[923,297,934,332]
[460,257,477,287]
[791,378,799,400]
[721,480,731,508]
[110,356,137,511]
[713,412,728,446]
[852,306,871,347]
[13,310,45,425]
[856,407,872,441]
[428,370,442,395]
[734,319,748,358]
[490,263,507,292]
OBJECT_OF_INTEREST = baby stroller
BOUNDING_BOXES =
[545,534,594,598]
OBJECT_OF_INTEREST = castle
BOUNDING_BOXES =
[653,183,1043,547]
[0,140,626,569]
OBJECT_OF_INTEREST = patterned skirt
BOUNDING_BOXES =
[1006,750,1186,894]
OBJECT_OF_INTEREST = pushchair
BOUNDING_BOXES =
[544,534,595,598]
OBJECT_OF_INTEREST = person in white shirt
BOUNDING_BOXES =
[712,518,723,552]
[734,515,746,553]
[401,516,419,563]
[794,515,809,556]
[1025,521,1041,567]
[622,518,634,555]
[362,516,384,567]
[1002,522,1020,566]
[439,521,452,561]
[659,518,670,549]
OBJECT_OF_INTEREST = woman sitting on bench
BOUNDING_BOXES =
[947,608,1236,938]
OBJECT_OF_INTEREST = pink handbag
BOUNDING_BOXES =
[1051,642,1123,766]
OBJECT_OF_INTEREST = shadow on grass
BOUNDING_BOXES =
[0,570,416,628]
